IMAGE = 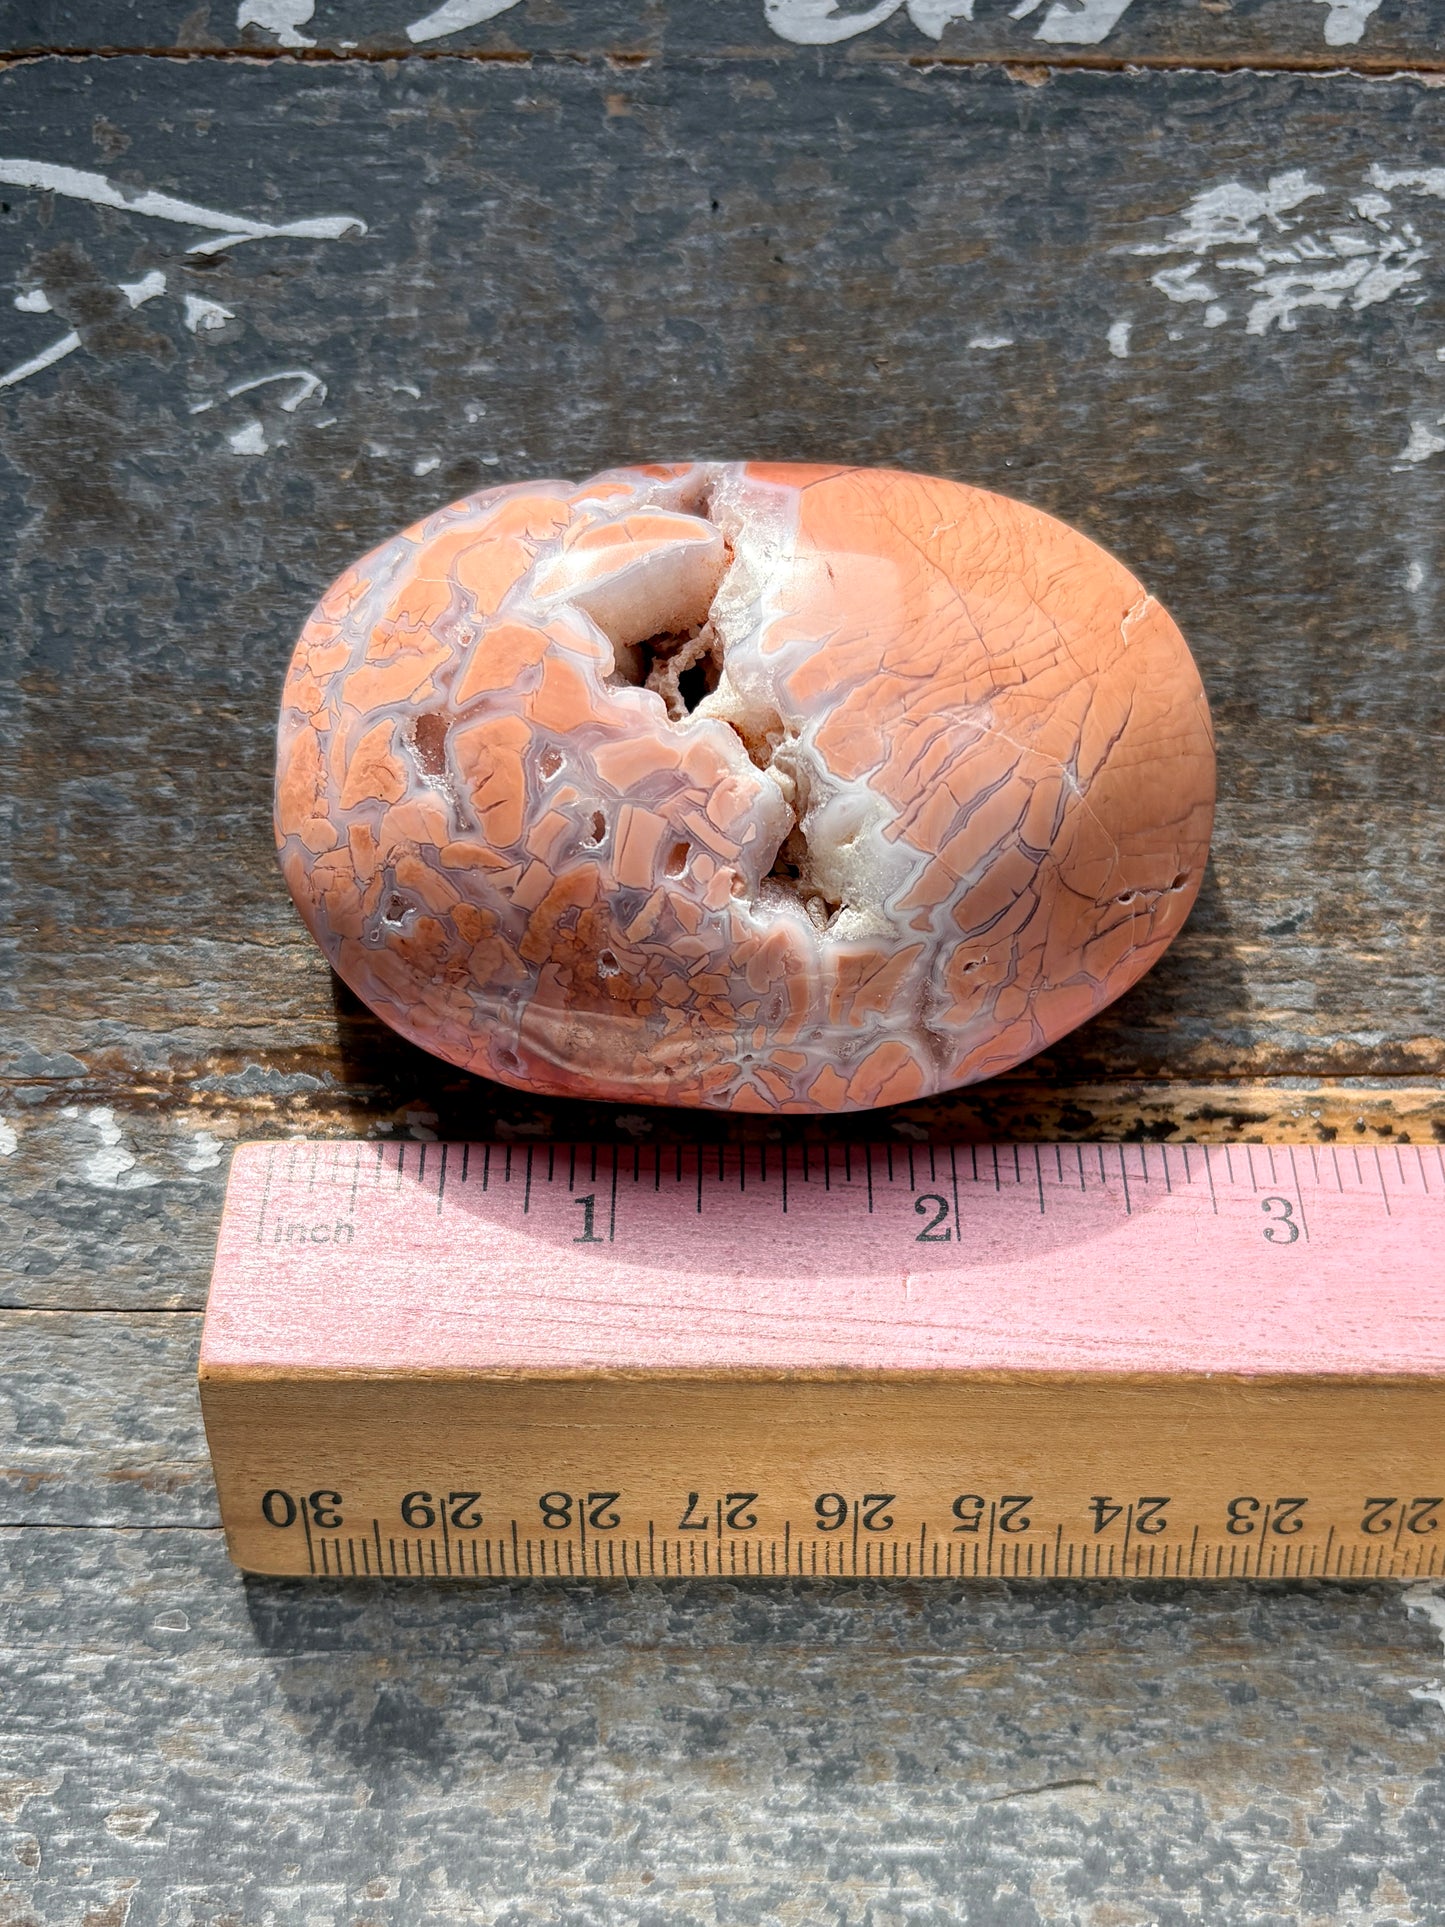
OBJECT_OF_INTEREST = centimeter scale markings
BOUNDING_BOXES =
[200,1138,1445,1581]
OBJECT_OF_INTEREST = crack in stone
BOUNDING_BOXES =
[599,481,854,932]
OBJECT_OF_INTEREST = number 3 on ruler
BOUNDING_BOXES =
[1261,1196,1299,1243]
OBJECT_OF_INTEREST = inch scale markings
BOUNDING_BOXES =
[201,1140,1445,1580]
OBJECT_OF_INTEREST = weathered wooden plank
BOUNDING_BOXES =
[10,0,1445,67]
[0,58,1441,1131]
[0,1106,231,1312]
[2,1086,1440,1314]
[0,1311,212,1524]
[2,1529,1445,1924]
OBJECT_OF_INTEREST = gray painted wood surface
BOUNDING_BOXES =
[2,58,1443,1111]
[4,1537,1445,1926]
[1,13,1443,1924]
[15,0,1445,65]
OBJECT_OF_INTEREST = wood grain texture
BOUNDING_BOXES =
[206,1138,1445,1376]
[0,56,1442,1141]
[204,1369,1445,1579]
[3,1533,1445,1925]
[13,0,1445,66]
[0,1312,212,1527]
[3,1086,1441,1317]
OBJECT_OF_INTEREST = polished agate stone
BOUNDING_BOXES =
[275,462,1215,1111]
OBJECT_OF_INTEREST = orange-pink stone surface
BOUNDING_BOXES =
[275,462,1216,1111]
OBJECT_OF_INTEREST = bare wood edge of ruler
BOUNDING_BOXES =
[199,1137,1445,1583]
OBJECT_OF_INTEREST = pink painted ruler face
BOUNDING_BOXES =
[202,1141,1445,1379]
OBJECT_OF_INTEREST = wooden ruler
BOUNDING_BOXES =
[200,1138,1445,1581]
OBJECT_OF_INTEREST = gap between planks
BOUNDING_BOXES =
[0,1520,222,1535]
[2,47,1444,80]
[4,1081,1437,1143]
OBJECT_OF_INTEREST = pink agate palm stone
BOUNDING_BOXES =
[275,462,1216,1111]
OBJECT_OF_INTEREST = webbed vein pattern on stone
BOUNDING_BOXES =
[275,462,1216,1111]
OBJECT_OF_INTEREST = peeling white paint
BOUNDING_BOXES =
[0,330,81,391]
[0,158,364,255]
[1406,1588,1445,1714]
[236,0,316,46]
[2,271,169,392]
[1243,244,1423,335]
[180,1131,224,1173]
[765,0,1136,40]
[1106,319,1131,358]
[412,454,442,475]
[406,0,523,43]
[0,1119,17,1157]
[1369,164,1445,200]
[183,293,235,333]
[118,269,167,308]
[1311,0,1382,43]
[69,1105,160,1192]
[765,0,905,43]
[228,420,269,457]
[1395,420,1445,467]
[1406,560,1426,592]
[1136,170,1429,337]
[906,0,976,31]
[1151,264,1219,305]
[0,160,361,403]
[764,0,1379,47]
[214,370,325,453]
[967,333,1014,350]
[1032,0,1136,46]
[1135,172,1326,258]
[228,368,326,411]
